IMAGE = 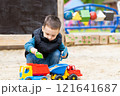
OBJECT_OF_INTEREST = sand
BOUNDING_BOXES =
[0,45,120,80]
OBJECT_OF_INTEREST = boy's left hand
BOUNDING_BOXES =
[61,47,68,59]
[61,52,67,59]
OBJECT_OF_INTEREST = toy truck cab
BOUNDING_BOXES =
[66,65,82,80]
[19,66,33,80]
[19,63,50,80]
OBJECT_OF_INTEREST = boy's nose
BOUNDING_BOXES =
[48,36,52,40]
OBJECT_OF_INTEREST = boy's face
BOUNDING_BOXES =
[42,25,59,41]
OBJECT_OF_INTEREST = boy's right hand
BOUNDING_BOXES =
[30,48,43,58]
[30,48,38,55]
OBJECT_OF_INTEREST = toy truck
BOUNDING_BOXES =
[19,63,50,80]
[49,64,82,80]
[19,63,82,80]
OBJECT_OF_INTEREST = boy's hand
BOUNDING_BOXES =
[30,48,38,55]
[30,48,43,58]
[61,53,67,58]
[61,47,68,59]
[36,52,43,58]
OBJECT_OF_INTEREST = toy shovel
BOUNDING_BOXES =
[36,52,43,59]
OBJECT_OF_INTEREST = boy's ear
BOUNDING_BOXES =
[42,26,44,31]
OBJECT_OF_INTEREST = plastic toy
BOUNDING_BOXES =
[83,22,89,26]
[90,12,97,20]
[49,64,82,80]
[19,63,82,80]
[64,11,73,20]
[80,10,90,22]
[30,49,43,59]
[103,11,114,21]
[72,12,82,21]
[95,10,106,21]
[19,63,50,80]
[36,52,43,58]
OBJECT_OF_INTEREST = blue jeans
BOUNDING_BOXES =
[26,49,61,66]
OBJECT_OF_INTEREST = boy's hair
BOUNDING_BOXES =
[43,15,61,30]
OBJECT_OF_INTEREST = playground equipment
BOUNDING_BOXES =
[85,6,96,11]
[19,63,82,80]
[64,3,120,33]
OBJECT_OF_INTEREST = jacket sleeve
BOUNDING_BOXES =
[58,42,65,51]
[24,37,35,52]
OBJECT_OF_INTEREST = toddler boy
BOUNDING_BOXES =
[24,15,68,66]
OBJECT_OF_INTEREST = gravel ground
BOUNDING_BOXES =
[0,45,120,80]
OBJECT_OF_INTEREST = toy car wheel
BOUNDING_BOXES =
[26,78,32,80]
[65,78,68,80]
[68,74,78,80]
[55,75,64,80]
[41,77,47,80]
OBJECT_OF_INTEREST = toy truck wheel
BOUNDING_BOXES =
[41,77,47,80]
[55,75,64,80]
[68,74,78,80]
[65,78,68,80]
[26,77,32,80]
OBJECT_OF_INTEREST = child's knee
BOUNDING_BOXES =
[53,50,61,57]
[27,59,33,63]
